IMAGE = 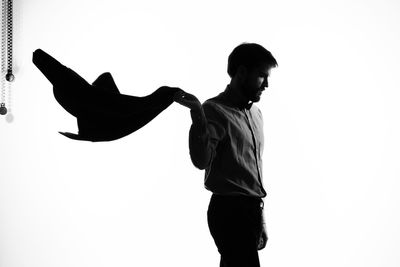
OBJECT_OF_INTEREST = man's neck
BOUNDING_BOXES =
[221,84,252,110]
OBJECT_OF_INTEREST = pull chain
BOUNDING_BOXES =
[5,0,13,82]
[0,0,7,115]
[0,0,13,117]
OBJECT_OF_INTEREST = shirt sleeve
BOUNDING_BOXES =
[189,102,226,170]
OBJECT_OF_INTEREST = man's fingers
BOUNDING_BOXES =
[257,229,268,250]
[172,90,202,110]
[173,91,185,102]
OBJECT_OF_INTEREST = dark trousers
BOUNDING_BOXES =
[207,194,264,267]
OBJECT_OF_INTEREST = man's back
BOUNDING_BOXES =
[189,92,266,197]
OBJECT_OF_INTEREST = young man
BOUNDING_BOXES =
[174,43,278,267]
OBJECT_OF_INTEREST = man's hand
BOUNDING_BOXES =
[173,90,202,111]
[257,224,268,250]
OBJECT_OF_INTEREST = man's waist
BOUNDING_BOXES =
[204,172,266,198]
[210,193,264,209]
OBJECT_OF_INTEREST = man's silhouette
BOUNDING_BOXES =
[174,43,278,267]
[33,43,277,266]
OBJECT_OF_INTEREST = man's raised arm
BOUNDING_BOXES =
[174,91,223,170]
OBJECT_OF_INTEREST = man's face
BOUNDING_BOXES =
[242,64,271,103]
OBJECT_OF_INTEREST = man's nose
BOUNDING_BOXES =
[262,79,268,89]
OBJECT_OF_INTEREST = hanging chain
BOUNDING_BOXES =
[5,0,13,81]
[1,0,7,114]
[0,0,13,116]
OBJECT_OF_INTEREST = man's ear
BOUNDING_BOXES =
[236,65,247,83]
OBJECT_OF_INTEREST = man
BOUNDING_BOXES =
[174,43,278,267]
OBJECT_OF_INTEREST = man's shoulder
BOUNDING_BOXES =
[204,97,262,114]
[202,94,224,111]
[204,93,223,105]
[200,95,230,122]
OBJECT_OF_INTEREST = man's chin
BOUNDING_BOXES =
[251,95,261,103]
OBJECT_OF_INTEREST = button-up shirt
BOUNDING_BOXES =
[189,90,267,198]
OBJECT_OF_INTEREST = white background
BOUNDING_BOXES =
[1,0,400,266]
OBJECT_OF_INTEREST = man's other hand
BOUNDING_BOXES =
[257,224,268,250]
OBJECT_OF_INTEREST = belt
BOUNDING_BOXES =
[211,194,264,209]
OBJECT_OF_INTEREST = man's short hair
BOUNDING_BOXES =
[227,43,278,78]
